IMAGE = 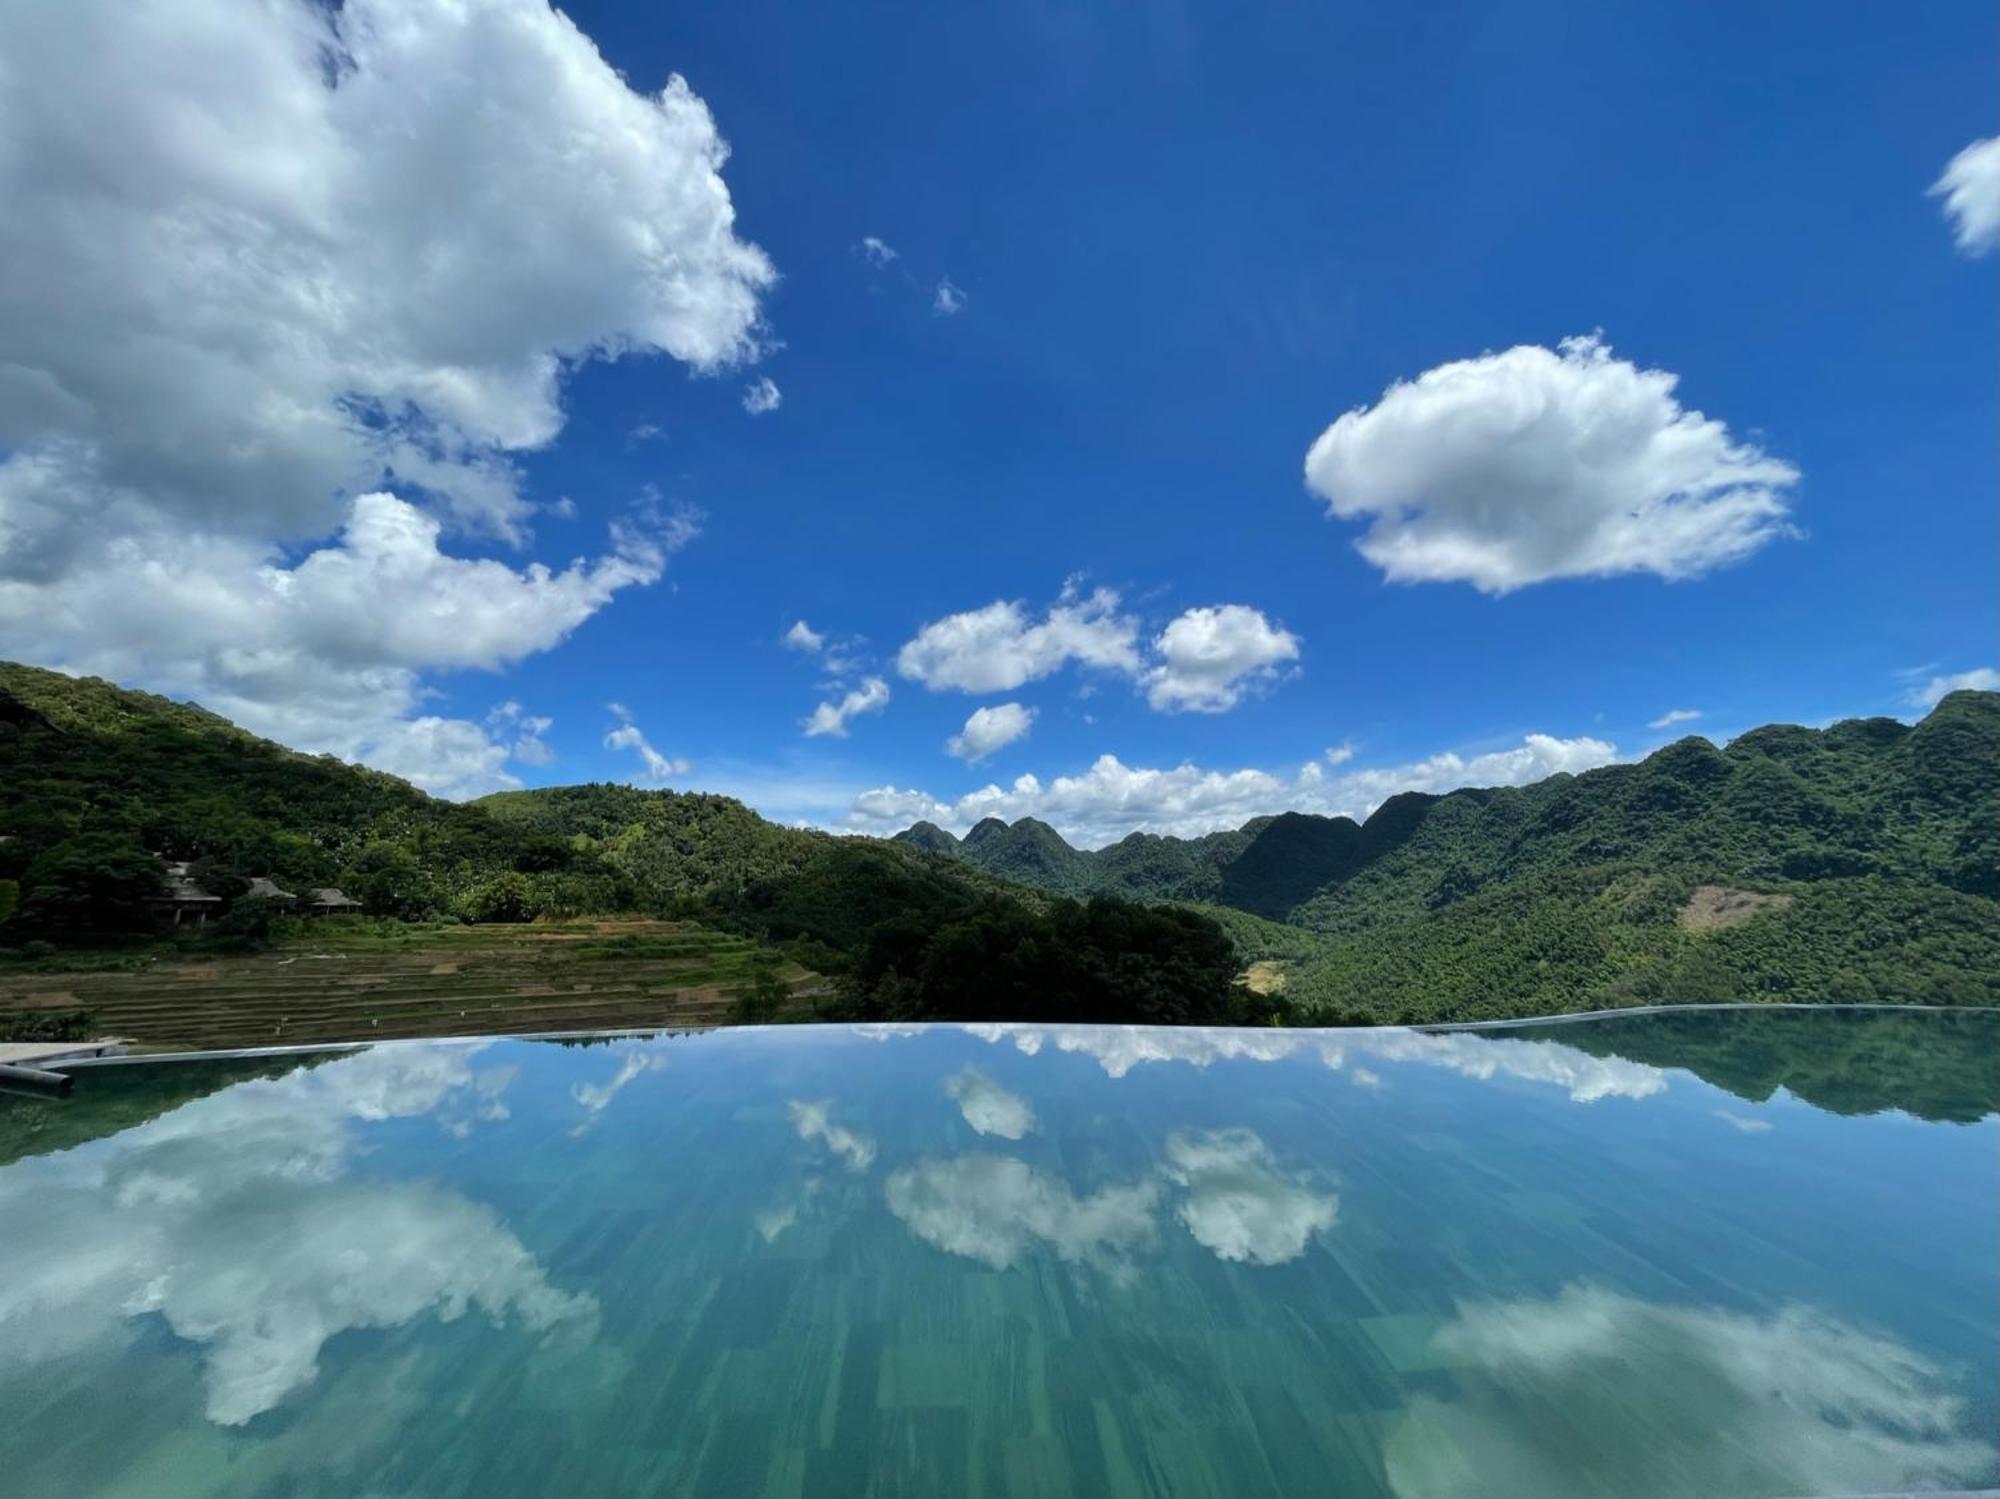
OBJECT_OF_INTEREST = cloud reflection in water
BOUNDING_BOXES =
[1385,1284,1997,1498]
[0,1045,595,1426]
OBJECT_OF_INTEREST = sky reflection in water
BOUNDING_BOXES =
[0,1008,1994,1498]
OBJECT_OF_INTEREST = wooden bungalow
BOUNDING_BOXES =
[149,861,224,928]
[305,887,363,917]
[243,877,297,907]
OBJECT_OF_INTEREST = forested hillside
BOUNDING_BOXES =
[6,661,1993,1029]
[900,693,2000,1019]
[0,663,1248,1027]
[0,662,613,931]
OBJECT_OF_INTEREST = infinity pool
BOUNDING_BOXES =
[1,1008,1994,1497]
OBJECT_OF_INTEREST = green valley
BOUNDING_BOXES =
[4,658,1994,1042]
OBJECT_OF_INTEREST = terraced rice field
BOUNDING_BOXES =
[0,919,818,1051]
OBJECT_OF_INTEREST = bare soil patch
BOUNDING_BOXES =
[1677,885,1794,933]
[1240,961,1288,995]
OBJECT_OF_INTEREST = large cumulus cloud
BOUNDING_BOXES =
[1304,335,1798,593]
[0,0,770,792]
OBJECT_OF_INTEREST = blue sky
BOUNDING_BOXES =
[2,0,1994,843]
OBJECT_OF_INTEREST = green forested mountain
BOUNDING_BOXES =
[0,662,1248,1027]
[959,816,1097,893]
[0,661,616,929]
[5,660,1994,1028]
[897,693,2000,1019]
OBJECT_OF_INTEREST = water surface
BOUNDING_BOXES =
[1,1008,1994,1497]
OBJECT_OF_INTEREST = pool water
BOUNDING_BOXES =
[1,1008,1994,1497]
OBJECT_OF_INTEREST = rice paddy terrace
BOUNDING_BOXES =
[0,920,817,1051]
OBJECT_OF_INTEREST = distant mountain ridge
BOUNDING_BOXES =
[896,699,1998,920]
[898,789,1492,917]
[898,694,2000,1018]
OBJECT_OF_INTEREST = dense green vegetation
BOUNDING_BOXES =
[717,838,1250,1024]
[903,693,2000,1021]
[0,663,1245,1026]
[5,660,1993,1030]
[0,662,621,933]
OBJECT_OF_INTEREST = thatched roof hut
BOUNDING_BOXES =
[148,860,223,927]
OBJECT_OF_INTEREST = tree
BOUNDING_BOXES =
[459,872,536,924]
[16,834,165,940]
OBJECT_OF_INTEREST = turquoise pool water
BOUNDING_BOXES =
[1,1007,1994,1497]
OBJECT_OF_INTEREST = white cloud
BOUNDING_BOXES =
[895,586,1299,717]
[741,376,782,414]
[0,0,771,553]
[782,619,825,653]
[487,699,555,766]
[1931,136,2000,255]
[859,236,898,266]
[0,0,767,793]
[511,729,556,767]
[1144,605,1301,713]
[0,492,690,798]
[0,1045,593,1427]
[944,1068,1036,1139]
[804,676,891,738]
[627,423,665,445]
[1714,1109,1772,1134]
[884,1154,1158,1270]
[788,1099,876,1172]
[1648,707,1702,729]
[1355,1030,1666,1104]
[1386,1286,1995,1499]
[947,703,1036,763]
[848,732,1618,848]
[570,1046,669,1121]
[754,1201,802,1242]
[1304,335,1799,593]
[961,1023,1306,1077]
[933,277,967,316]
[1162,1129,1336,1267]
[604,703,691,781]
[946,1022,1668,1104]
[1907,666,2000,710]
[897,586,1141,694]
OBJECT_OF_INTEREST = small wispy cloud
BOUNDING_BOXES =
[859,235,898,266]
[1931,136,2000,255]
[783,620,825,654]
[488,700,555,766]
[932,277,966,316]
[604,703,691,781]
[1649,708,1702,729]
[1905,666,2000,711]
[741,377,782,415]
[1714,1109,1773,1135]
[804,677,890,738]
